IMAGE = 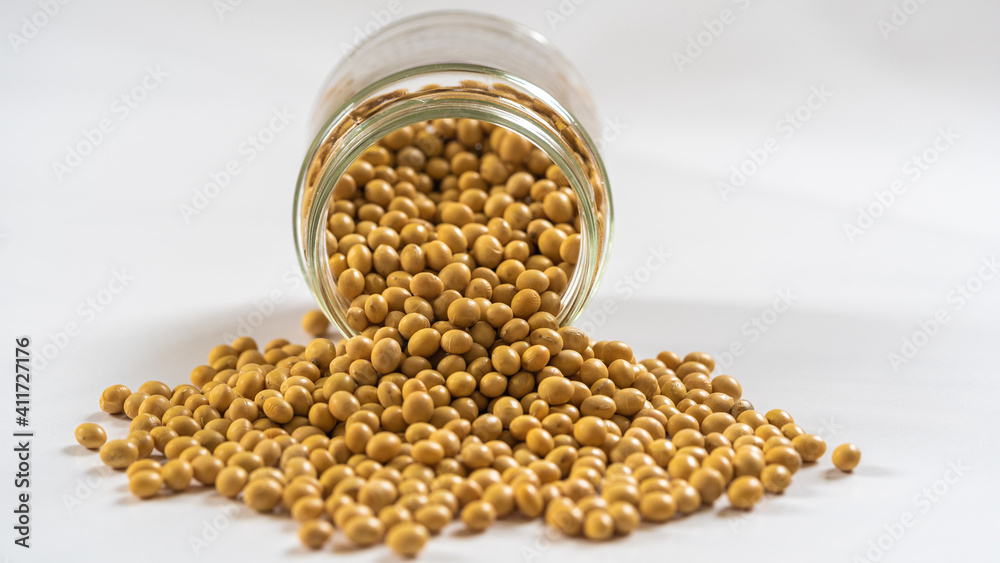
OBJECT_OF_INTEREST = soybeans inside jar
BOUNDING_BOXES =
[295,11,612,338]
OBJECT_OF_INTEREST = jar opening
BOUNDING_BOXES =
[295,68,612,338]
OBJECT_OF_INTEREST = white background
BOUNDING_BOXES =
[2,1,999,561]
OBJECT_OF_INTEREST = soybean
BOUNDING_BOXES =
[75,423,107,449]
[832,443,861,472]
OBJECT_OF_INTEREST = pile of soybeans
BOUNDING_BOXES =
[74,118,860,557]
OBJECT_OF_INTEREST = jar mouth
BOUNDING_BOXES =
[294,64,614,338]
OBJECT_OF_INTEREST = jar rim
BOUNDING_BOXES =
[295,64,614,337]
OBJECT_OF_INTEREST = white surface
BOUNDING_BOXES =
[2,1,999,561]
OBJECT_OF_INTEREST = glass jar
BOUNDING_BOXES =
[294,10,613,337]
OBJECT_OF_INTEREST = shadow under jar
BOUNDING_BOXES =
[294,11,613,338]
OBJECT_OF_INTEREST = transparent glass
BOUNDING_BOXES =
[294,11,613,337]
